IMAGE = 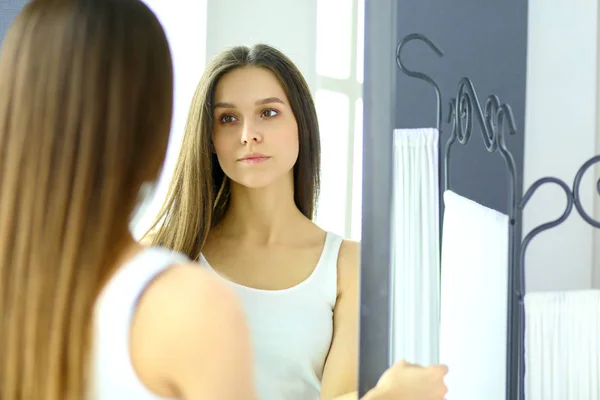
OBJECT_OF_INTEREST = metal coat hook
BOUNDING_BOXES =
[396,33,444,132]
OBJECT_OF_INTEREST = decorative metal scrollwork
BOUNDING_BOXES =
[519,154,600,280]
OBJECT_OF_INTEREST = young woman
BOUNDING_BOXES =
[145,44,448,400]
[0,1,255,399]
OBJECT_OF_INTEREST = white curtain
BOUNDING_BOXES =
[390,128,440,367]
[525,289,600,400]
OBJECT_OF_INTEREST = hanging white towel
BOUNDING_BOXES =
[390,128,440,367]
[439,190,509,400]
[525,289,600,400]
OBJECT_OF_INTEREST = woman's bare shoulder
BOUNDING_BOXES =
[133,262,245,344]
[130,262,255,399]
[143,262,237,310]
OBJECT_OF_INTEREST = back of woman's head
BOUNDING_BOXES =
[0,0,173,398]
[146,44,321,260]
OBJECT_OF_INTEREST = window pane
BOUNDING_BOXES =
[351,98,363,240]
[356,0,365,84]
[316,0,353,79]
[315,90,350,235]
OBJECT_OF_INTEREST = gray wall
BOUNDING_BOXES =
[1,0,26,45]
[395,0,528,215]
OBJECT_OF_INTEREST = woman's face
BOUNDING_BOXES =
[212,66,299,189]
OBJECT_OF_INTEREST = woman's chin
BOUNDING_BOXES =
[232,175,276,190]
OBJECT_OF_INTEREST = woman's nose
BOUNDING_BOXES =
[240,122,263,144]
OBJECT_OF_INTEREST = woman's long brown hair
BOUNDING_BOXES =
[145,44,321,260]
[0,0,174,398]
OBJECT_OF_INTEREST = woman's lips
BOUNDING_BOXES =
[238,155,270,164]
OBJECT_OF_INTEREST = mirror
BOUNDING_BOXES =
[132,1,369,400]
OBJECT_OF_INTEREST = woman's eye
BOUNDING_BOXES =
[219,114,237,124]
[261,109,279,118]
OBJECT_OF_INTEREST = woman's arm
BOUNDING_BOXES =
[320,240,361,400]
[323,361,449,400]
[130,264,257,400]
[319,242,448,400]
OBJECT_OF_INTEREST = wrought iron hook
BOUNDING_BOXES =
[396,33,444,131]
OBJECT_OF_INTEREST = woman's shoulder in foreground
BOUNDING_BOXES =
[130,261,256,399]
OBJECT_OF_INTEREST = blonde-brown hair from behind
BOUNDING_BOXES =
[145,44,321,260]
[0,0,174,399]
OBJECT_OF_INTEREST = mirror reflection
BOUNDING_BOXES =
[134,2,368,399]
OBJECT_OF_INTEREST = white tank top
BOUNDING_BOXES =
[200,231,343,400]
[90,246,189,400]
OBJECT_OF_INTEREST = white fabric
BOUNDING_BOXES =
[200,231,343,400]
[525,289,600,400]
[439,190,509,400]
[390,128,441,367]
[91,246,190,400]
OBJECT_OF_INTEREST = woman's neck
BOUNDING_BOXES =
[217,178,309,244]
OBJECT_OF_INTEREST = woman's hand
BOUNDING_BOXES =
[365,360,448,400]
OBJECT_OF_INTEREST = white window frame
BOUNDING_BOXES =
[315,0,364,240]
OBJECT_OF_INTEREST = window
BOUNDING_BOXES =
[314,0,365,240]
[351,98,363,240]
[315,90,350,232]
[316,0,353,79]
